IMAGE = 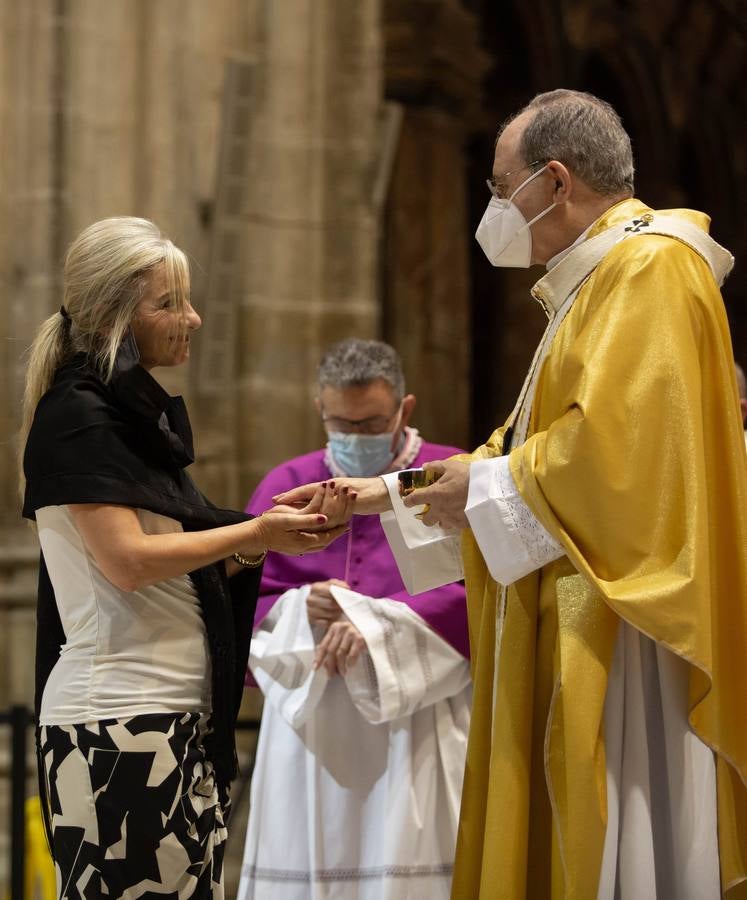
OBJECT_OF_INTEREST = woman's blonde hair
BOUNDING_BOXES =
[20,216,190,469]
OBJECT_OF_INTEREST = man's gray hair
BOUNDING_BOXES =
[318,338,405,398]
[505,89,635,197]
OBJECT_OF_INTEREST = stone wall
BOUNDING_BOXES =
[0,0,384,888]
[469,0,747,437]
[1,0,744,889]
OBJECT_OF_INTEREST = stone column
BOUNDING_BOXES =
[382,0,489,450]
[0,2,61,879]
[0,0,60,526]
[0,2,257,880]
[226,0,384,499]
[61,0,259,404]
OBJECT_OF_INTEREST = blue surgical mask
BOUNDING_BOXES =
[327,431,398,477]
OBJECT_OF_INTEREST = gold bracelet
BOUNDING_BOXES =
[232,549,267,568]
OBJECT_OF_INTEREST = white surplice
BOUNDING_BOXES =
[237,585,471,900]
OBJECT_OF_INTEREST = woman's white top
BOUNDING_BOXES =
[36,505,211,725]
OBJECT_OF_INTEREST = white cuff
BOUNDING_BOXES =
[465,456,564,586]
[378,472,464,594]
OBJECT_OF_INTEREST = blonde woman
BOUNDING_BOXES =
[20,217,353,898]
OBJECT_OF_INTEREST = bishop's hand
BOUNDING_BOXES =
[402,459,470,530]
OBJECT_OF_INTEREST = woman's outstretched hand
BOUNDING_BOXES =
[244,481,357,556]
[296,480,357,531]
[273,477,391,516]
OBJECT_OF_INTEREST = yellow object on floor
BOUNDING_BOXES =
[24,796,55,900]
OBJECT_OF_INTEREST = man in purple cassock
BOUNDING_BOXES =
[237,339,471,900]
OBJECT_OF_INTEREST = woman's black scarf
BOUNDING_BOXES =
[23,335,260,807]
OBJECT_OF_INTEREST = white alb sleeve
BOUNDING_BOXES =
[249,586,330,728]
[465,456,564,586]
[330,585,471,724]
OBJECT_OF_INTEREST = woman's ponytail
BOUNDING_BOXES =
[18,309,74,489]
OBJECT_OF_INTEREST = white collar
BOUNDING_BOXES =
[530,211,734,318]
[545,225,592,271]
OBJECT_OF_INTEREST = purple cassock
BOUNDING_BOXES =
[246,440,470,663]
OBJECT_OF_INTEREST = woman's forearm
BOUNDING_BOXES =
[69,504,268,592]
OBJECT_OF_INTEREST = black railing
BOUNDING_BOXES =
[0,705,32,900]
[1,706,260,900]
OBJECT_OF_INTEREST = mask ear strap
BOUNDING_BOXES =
[524,201,557,230]
[508,164,548,203]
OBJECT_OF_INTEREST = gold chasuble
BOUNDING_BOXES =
[452,199,747,899]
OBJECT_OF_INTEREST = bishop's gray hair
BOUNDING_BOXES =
[318,338,405,399]
[504,89,635,197]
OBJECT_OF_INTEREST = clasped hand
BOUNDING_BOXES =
[273,476,390,515]
[306,579,365,675]
[270,462,472,531]
[307,578,347,626]
[245,482,356,557]
[313,616,365,676]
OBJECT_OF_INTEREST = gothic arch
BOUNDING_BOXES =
[467,0,747,433]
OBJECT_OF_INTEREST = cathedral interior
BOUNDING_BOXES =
[0,0,744,890]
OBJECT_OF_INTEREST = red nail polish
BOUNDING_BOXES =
[317,515,327,523]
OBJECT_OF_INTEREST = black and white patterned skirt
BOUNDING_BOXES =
[39,711,228,899]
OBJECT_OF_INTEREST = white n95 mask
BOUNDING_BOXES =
[475,164,556,268]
